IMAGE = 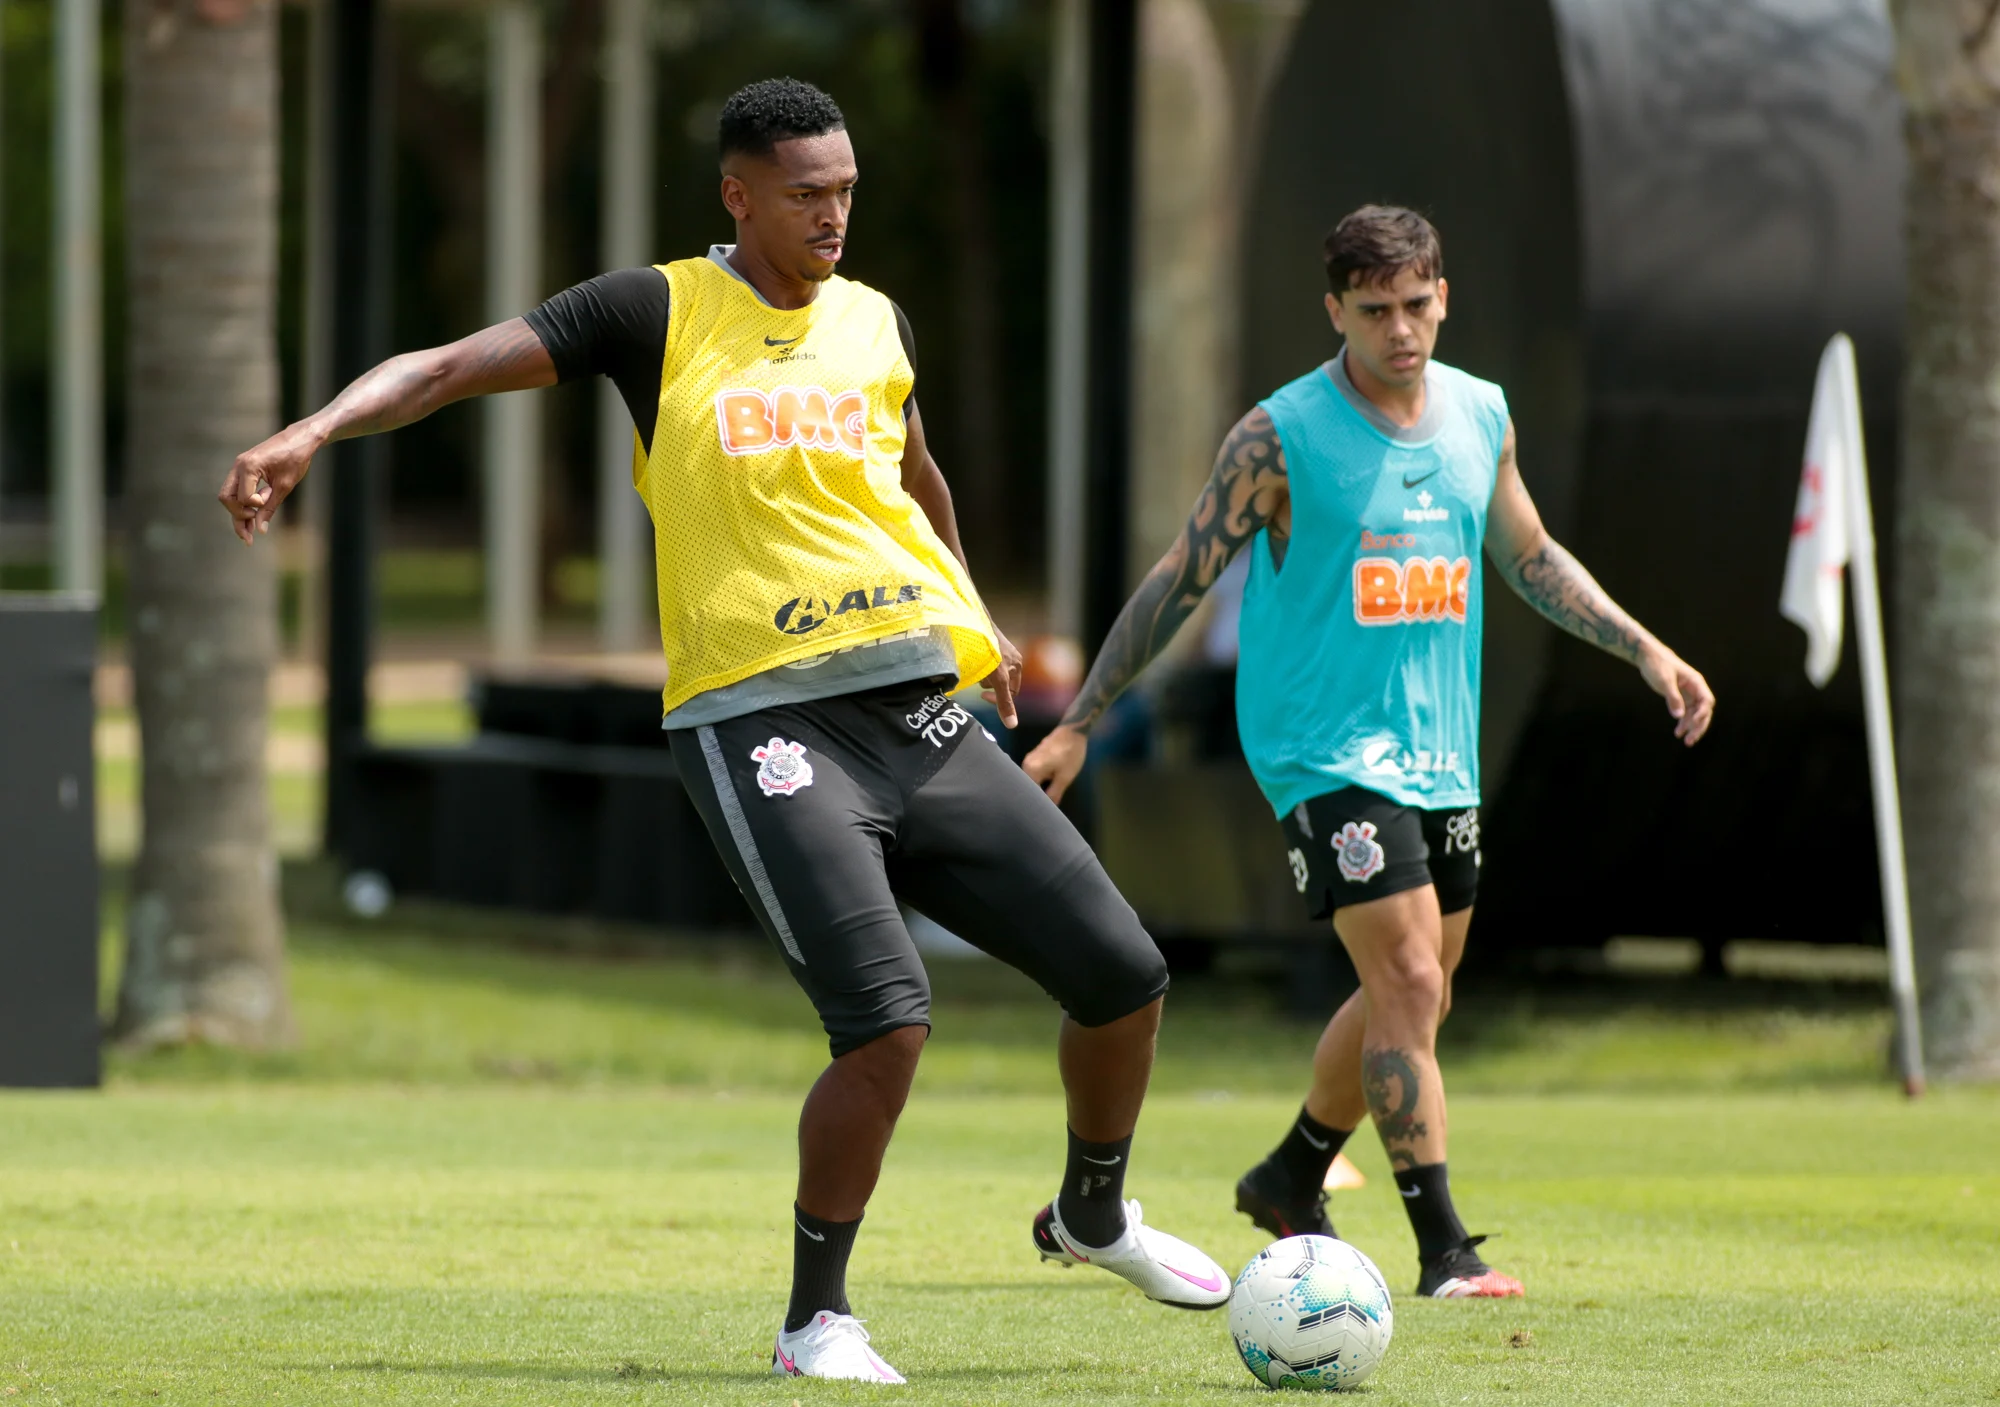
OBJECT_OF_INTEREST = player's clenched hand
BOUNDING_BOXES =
[1022,724,1087,803]
[219,422,322,544]
[1638,642,1715,746]
[981,628,1024,730]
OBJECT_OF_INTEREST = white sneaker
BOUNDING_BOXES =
[1032,1198,1230,1310]
[771,1311,906,1384]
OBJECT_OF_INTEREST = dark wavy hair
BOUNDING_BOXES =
[1324,205,1443,295]
[717,78,846,162]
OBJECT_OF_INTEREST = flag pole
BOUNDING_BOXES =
[1833,338,1926,1097]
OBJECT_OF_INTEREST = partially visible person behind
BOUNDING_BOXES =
[1026,205,1714,1299]
[221,77,1229,1385]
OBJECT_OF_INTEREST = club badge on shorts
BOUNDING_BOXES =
[1331,820,1386,883]
[751,737,814,797]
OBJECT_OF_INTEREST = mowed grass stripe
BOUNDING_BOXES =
[2,1089,1996,1404]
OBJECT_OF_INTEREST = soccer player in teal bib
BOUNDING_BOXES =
[1026,206,1715,1299]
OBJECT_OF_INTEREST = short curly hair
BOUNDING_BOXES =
[717,78,846,162]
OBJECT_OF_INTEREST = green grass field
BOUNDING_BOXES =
[5,915,1998,1404]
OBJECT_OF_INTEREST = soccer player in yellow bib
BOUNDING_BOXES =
[219,79,1228,1384]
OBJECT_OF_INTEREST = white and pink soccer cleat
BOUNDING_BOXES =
[771,1312,906,1384]
[1032,1198,1231,1310]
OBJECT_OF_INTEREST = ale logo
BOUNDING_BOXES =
[1353,556,1472,626]
[773,595,833,635]
[773,583,922,636]
[716,385,868,457]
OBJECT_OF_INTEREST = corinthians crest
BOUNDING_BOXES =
[1331,820,1386,883]
[750,737,814,797]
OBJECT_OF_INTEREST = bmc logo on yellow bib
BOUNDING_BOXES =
[715,385,868,457]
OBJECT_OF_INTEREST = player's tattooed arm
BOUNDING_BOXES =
[1057,407,1291,735]
[220,318,556,542]
[1487,419,1716,744]
[1486,422,1649,661]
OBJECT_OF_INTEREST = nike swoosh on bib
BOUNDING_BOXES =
[765,334,802,346]
[1402,468,1440,489]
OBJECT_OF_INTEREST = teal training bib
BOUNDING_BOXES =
[1236,356,1507,815]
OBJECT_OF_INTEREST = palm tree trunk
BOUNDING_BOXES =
[1894,0,2000,1078]
[113,0,291,1048]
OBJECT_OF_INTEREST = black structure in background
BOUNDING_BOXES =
[1081,0,1138,658]
[323,0,390,860]
[1244,0,1903,957]
[0,598,101,1087]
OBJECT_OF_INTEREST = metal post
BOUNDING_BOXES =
[483,1,543,665]
[1045,0,1089,642]
[297,0,336,664]
[597,0,654,652]
[1082,0,1138,655]
[52,0,102,597]
[323,0,388,857]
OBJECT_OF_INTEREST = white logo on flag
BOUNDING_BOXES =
[1782,336,1860,687]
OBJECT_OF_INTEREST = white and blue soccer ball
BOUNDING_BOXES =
[1229,1235,1394,1391]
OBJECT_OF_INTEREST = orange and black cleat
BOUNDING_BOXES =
[1418,1235,1525,1298]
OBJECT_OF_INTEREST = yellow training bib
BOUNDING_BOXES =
[639,258,1000,715]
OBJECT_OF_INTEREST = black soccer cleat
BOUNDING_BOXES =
[1416,1234,1524,1298]
[1234,1156,1337,1241]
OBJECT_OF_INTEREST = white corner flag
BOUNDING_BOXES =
[1782,334,1925,1096]
[1782,340,1857,686]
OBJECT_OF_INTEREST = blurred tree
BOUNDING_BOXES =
[1893,0,2000,1078]
[112,0,291,1049]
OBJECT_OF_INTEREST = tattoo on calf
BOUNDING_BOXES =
[1363,1046,1429,1152]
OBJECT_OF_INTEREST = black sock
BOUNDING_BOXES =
[1271,1105,1351,1197]
[1393,1162,1470,1260]
[1057,1127,1132,1248]
[785,1204,861,1333]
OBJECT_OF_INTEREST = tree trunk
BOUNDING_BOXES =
[113,0,291,1048]
[1894,0,2000,1078]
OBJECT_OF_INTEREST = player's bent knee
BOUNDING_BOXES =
[1061,940,1170,1029]
[1370,950,1446,1027]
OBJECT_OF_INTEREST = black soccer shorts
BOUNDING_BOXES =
[671,677,1169,1057]
[1278,785,1481,921]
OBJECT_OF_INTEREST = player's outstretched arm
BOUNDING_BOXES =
[219,318,556,544]
[900,405,1024,726]
[1022,406,1289,800]
[1486,419,1715,745]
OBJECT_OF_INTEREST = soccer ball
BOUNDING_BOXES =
[1229,1235,1394,1391]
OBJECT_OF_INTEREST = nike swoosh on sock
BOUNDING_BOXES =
[1400,1187,1422,1198]
[1299,1128,1330,1150]
[1082,1154,1123,1166]
[797,1219,827,1239]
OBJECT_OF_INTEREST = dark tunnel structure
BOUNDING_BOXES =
[1243,0,1904,955]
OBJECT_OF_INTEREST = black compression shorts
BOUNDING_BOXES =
[1280,786,1481,921]
[671,678,1169,1057]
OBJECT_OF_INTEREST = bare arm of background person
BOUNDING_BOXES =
[901,405,1024,726]
[218,319,556,544]
[1486,418,1715,744]
[1021,406,1291,801]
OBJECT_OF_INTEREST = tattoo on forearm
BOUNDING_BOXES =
[1060,408,1289,733]
[1363,1046,1429,1160]
[1504,539,1648,663]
